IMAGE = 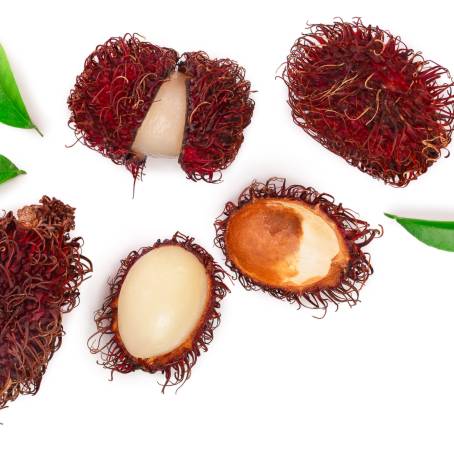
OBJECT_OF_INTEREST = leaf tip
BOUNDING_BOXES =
[384,212,397,220]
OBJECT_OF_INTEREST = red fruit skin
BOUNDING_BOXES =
[68,34,178,181]
[0,197,92,409]
[179,51,254,182]
[283,19,454,187]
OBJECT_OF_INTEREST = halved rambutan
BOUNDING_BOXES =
[89,232,229,390]
[68,34,254,184]
[282,19,454,187]
[0,197,92,409]
[215,178,381,310]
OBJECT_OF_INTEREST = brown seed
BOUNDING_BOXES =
[225,198,350,292]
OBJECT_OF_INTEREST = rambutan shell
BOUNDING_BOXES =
[215,178,382,311]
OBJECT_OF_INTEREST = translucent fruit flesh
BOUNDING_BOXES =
[117,245,209,359]
[132,71,188,158]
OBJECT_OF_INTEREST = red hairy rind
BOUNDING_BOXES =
[178,52,255,182]
[68,35,254,185]
[214,178,382,312]
[68,34,179,181]
[282,19,454,187]
[0,197,92,409]
[88,232,229,391]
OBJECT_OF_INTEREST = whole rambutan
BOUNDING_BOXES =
[68,34,254,184]
[283,19,454,187]
[0,197,92,409]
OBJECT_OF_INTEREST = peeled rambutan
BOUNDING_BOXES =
[282,19,454,187]
[215,178,381,311]
[68,34,254,184]
[89,232,229,390]
[0,197,92,409]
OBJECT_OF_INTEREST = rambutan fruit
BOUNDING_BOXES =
[0,197,92,409]
[68,34,254,184]
[89,232,229,390]
[282,19,454,187]
[215,178,381,310]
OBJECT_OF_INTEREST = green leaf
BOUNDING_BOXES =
[0,154,26,185]
[0,44,42,135]
[385,212,454,252]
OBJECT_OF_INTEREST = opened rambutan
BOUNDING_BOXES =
[68,34,254,184]
[0,197,92,409]
[215,178,381,311]
[283,19,454,187]
[89,232,229,390]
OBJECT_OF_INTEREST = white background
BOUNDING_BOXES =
[1,1,454,452]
